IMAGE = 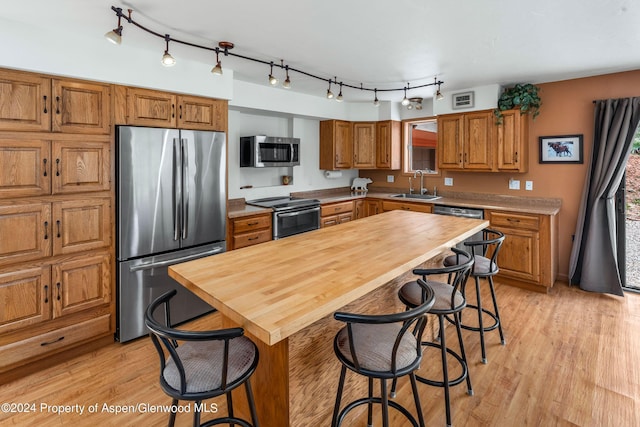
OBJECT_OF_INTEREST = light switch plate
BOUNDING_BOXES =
[387,175,394,183]
[509,179,520,190]
[525,181,533,191]
[444,177,454,186]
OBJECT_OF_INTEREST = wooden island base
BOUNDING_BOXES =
[226,260,443,426]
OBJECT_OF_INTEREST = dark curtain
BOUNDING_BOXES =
[569,97,640,295]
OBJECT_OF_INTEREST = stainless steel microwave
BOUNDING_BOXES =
[240,135,300,167]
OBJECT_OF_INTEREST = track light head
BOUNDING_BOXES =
[336,83,343,102]
[373,89,380,107]
[105,7,123,44]
[161,35,176,67]
[326,80,334,99]
[211,48,223,75]
[282,63,291,88]
[268,62,278,85]
[401,87,410,106]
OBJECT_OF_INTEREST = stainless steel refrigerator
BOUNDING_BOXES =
[116,126,226,342]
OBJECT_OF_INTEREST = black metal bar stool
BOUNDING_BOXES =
[396,247,475,427]
[443,228,506,364]
[331,281,435,427]
[145,290,260,427]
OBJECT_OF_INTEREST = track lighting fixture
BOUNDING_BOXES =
[283,64,291,89]
[435,78,444,100]
[106,6,444,103]
[161,34,176,67]
[407,97,423,110]
[211,48,223,75]
[268,62,278,85]
[401,86,410,106]
[326,80,334,99]
[104,8,123,45]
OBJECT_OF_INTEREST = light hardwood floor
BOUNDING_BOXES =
[0,281,638,426]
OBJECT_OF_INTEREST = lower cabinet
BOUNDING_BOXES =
[364,199,382,216]
[0,251,111,370]
[229,212,272,250]
[487,209,557,291]
[382,200,433,214]
[321,201,354,227]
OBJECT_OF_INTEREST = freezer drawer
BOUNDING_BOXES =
[116,243,224,342]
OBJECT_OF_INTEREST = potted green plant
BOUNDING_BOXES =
[494,83,541,124]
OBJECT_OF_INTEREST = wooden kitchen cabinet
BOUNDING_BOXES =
[0,67,115,379]
[0,139,51,198]
[0,137,110,199]
[230,212,272,250]
[321,200,354,227]
[496,109,529,172]
[438,111,494,170]
[120,87,227,131]
[376,120,401,169]
[382,200,433,214]
[354,199,365,219]
[364,199,382,216]
[320,120,352,170]
[487,209,557,291]
[352,122,376,169]
[0,69,111,134]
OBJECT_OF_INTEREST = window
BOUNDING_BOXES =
[403,118,438,174]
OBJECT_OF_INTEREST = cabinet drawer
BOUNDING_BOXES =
[233,214,271,234]
[0,314,110,369]
[489,211,540,230]
[321,201,353,216]
[233,229,271,249]
[382,201,433,214]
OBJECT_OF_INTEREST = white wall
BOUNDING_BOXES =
[433,84,501,115]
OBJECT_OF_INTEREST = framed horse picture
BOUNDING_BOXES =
[539,134,583,163]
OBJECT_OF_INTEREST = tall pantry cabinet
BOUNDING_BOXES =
[0,68,113,379]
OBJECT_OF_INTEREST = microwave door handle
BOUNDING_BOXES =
[173,138,180,241]
[181,138,189,240]
[290,143,294,162]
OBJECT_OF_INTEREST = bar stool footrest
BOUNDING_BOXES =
[202,416,254,427]
[417,341,469,389]
[335,397,420,427]
[445,305,500,333]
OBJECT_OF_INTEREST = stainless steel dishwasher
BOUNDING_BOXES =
[433,205,485,250]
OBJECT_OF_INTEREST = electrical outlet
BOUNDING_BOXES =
[387,175,394,183]
[444,177,454,186]
[525,180,533,191]
[509,179,520,190]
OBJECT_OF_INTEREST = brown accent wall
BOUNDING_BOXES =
[365,69,640,281]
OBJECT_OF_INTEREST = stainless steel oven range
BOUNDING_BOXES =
[246,197,321,239]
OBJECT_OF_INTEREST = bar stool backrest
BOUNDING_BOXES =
[464,228,505,276]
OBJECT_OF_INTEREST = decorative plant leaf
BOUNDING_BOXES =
[494,83,541,124]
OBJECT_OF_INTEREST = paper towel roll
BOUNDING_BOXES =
[324,170,343,179]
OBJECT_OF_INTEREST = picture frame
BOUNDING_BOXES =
[539,134,583,164]
[452,91,474,109]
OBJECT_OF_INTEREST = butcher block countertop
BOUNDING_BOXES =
[169,210,488,346]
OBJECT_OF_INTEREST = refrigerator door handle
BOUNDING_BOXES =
[128,247,224,272]
[181,138,189,240]
[173,138,181,241]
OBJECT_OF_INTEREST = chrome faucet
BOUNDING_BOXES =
[413,170,426,195]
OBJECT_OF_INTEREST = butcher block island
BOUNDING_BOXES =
[169,210,488,426]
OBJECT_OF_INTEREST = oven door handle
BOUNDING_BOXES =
[277,206,320,218]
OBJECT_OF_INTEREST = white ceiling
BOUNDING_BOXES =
[3,0,640,103]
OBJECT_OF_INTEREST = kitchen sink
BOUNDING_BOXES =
[392,193,441,200]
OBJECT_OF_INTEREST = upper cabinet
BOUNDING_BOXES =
[0,70,111,134]
[437,109,528,173]
[116,87,228,132]
[352,122,376,169]
[320,120,352,170]
[320,119,401,170]
[496,109,529,172]
[376,121,401,169]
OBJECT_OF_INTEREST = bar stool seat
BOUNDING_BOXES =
[443,228,506,364]
[396,247,475,427]
[145,290,260,427]
[331,282,435,427]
